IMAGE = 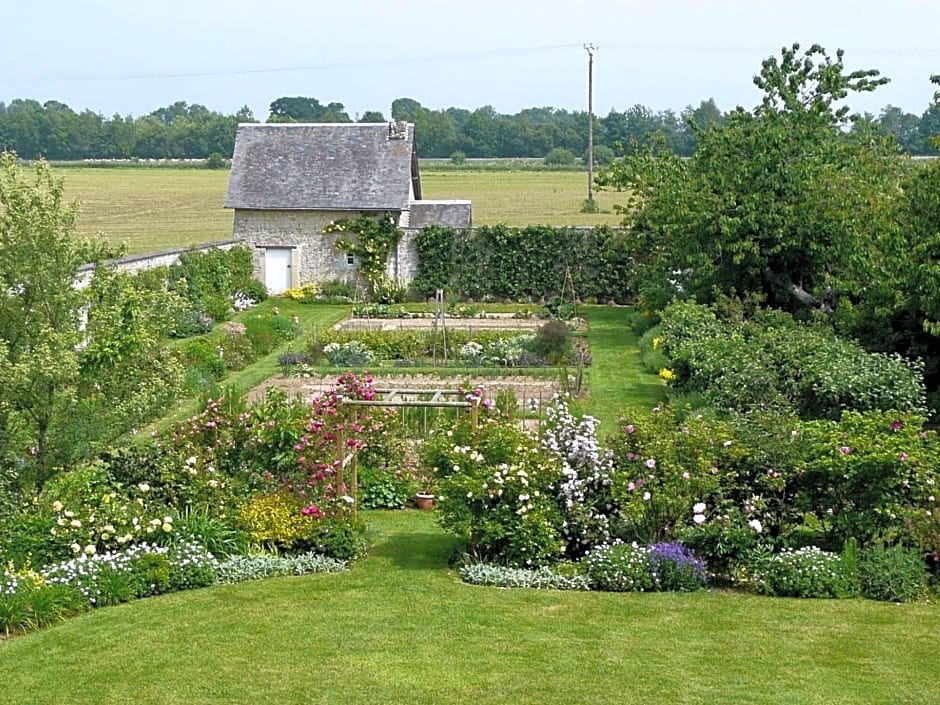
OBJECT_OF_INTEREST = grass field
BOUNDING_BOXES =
[1,510,938,705]
[59,167,625,254]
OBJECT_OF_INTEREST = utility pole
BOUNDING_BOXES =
[584,43,597,204]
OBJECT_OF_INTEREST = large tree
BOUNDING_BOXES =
[600,43,902,313]
[0,153,111,483]
[0,154,184,487]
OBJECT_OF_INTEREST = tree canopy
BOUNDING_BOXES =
[0,153,183,486]
[2,85,939,161]
[600,43,940,407]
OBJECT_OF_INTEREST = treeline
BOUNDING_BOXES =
[2,93,939,161]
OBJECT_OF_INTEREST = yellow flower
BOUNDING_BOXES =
[652,337,662,350]
[659,368,675,382]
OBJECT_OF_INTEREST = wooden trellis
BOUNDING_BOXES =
[334,390,480,517]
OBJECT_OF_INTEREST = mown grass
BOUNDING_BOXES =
[1,510,937,705]
[59,167,625,254]
[579,305,666,427]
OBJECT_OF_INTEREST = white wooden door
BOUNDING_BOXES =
[264,248,292,294]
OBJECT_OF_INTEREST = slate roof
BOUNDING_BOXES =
[225,123,420,211]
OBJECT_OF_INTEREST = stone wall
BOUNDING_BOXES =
[409,200,472,229]
[232,201,471,290]
[233,209,362,288]
[75,240,241,289]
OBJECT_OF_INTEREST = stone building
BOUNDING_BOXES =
[224,121,471,293]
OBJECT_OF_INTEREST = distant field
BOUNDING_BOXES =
[62,168,234,254]
[422,170,624,228]
[59,167,625,254]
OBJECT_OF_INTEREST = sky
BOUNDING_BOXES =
[3,0,940,121]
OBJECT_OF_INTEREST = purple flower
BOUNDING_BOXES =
[840,446,852,455]
[900,452,909,462]
[645,458,656,469]
[891,420,904,432]
[625,424,635,434]
[648,542,707,587]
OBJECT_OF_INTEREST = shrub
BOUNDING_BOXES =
[796,412,940,546]
[320,279,356,301]
[584,541,706,592]
[358,466,415,509]
[171,307,214,338]
[236,490,322,551]
[218,328,255,371]
[173,246,254,319]
[284,283,320,303]
[654,301,927,419]
[585,542,656,592]
[607,406,726,545]
[544,147,577,166]
[130,552,172,596]
[747,546,857,598]
[858,543,928,602]
[450,151,467,166]
[243,311,299,356]
[180,339,227,381]
[205,152,226,169]
[435,416,566,567]
[297,518,369,561]
[541,395,616,558]
[648,542,708,591]
[532,320,571,362]
[238,278,268,305]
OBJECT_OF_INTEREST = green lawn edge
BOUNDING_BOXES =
[1,510,937,705]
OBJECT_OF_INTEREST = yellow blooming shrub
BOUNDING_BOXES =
[283,283,319,303]
[236,490,320,549]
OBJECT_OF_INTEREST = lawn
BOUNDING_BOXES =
[59,167,625,254]
[580,305,666,427]
[1,509,937,705]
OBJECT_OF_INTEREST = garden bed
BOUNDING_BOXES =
[247,372,563,412]
[335,313,582,333]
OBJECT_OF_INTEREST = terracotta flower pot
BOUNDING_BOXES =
[415,493,435,510]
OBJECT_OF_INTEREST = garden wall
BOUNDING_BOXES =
[75,239,241,289]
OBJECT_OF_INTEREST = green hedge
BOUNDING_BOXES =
[412,225,636,303]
